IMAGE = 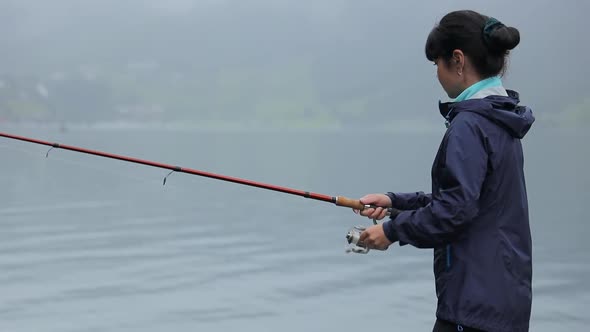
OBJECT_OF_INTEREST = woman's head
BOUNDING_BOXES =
[425,10,520,98]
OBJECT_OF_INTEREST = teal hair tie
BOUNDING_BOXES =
[483,17,503,43]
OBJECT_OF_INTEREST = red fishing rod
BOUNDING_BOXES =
[0,131,395,215]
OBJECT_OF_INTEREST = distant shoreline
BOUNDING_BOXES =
[0,119,446,133]
[0,118,586,134]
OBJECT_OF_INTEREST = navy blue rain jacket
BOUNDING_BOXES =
[382,90,534,332]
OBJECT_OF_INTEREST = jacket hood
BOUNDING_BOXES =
[439,90,535,139]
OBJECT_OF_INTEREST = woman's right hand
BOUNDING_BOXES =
[353,193,392,221]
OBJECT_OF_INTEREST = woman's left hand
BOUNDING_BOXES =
[359,224,393,251]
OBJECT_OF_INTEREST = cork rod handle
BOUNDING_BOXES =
[334,196,366,210]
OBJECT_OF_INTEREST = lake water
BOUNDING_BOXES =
[0,124,588,331]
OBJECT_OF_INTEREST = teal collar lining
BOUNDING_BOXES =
[453,76,504,102]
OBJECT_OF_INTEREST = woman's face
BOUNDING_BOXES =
[435,57,462,99]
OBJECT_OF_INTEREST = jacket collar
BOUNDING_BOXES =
[439,90,521,127]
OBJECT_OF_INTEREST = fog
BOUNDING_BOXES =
[0,1,588,331]
[0,0,587,126]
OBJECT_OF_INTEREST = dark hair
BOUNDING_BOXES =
[425,10,520,77]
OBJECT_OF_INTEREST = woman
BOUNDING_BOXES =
[356,10,534,332]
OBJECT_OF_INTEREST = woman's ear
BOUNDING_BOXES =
[452,49,465,76]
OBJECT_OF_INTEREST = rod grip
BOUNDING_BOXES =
[335,196,400,218]
[335,196,366,210]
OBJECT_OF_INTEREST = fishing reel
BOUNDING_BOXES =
[345,205,393,254]
[345,225,370,254]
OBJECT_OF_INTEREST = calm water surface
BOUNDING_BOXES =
[0,125,587,331]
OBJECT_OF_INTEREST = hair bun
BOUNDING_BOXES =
[483,18,520,53]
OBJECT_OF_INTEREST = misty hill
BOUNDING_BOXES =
[0,0,587,127]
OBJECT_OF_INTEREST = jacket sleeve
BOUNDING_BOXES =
[386,192,432,210]
[382,118,488,248]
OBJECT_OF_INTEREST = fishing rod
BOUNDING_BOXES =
[0,131,397,220]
